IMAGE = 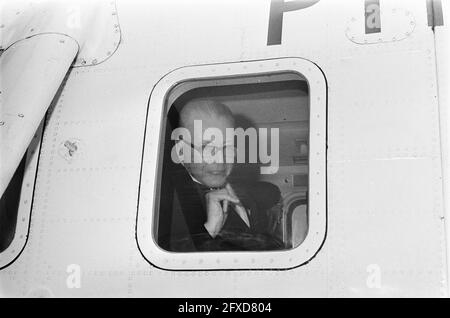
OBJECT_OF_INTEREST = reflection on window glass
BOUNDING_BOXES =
[0,153,26,253]
[156,73,309,252]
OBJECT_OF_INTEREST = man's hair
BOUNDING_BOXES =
[179,99,235,128]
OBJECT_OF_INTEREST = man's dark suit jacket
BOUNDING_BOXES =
[157,165,284,252]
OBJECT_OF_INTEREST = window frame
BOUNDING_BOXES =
[136,58,327,270]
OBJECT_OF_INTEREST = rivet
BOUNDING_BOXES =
[92,59,98,64]
[30,28,34,32]
[18,114,24,118]
[0,121,4,126]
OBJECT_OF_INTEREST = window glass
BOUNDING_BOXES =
[156,73,309,252]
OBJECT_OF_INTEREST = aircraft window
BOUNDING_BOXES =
[0,124,43,269]
[0,154,26,253]
[137,58,326,270]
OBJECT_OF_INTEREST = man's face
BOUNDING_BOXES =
[182,112,234,188]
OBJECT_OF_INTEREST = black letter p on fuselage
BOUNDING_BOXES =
[267,0,321,46]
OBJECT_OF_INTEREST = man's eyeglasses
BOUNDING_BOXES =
[179,139,237,162]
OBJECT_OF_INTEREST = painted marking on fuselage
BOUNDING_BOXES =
[427,0,444,29]
[267,0,320,46]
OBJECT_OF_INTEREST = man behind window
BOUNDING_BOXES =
[158,99,283,252]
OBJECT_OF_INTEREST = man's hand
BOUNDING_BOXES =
[203,184,240,238]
